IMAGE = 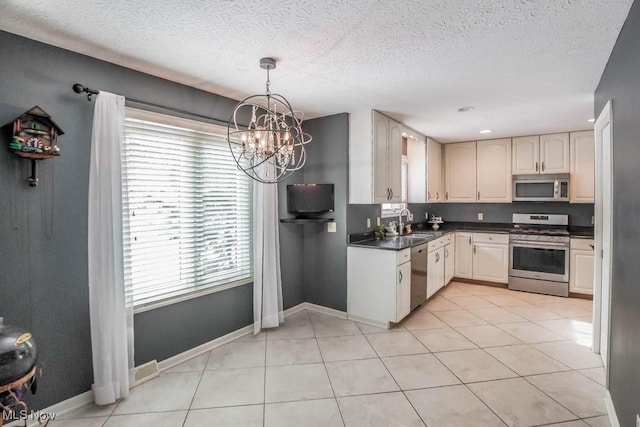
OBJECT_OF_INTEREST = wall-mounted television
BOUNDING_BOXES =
[287,184,334,217]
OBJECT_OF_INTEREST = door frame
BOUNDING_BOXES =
[593,100,613,383]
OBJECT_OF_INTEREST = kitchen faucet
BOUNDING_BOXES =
[398,208,412,235]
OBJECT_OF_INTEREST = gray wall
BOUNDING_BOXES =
[348,202,594,234]
[594,1,640,425]
[300,114,349,311]
[0,30,304,409]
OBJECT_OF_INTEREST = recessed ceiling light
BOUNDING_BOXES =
[588,118,595,123]
[458,106,475,112]
[480,129,492,134]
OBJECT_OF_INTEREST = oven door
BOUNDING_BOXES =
[509,240,569,282]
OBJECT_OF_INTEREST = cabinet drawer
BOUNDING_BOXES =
[428,237,445,252]
[473,233,509,245]
[442,234,452,245]
[571,238,595,251]
[397,248,411,265]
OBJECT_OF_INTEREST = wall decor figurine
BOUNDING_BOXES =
[5,106,64,187]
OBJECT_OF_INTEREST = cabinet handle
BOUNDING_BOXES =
[468,236,471,245]
[399,271,403,282]
[428,191,431,199]
[445,192,448,200]
[589,244,594,250]
[390,188,394,199]
[535,162,539,172]
[445,248,449,257]
[477,191,480,200]
[387,188,391,200]
[541,161,545,171]
[436,253,440,262]
[436,192,440,200]
[473,245,476,254]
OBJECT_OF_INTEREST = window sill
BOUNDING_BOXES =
[132,277,253,314]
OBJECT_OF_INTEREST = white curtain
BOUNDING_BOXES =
[253,164,284,334]
[88,92,134,405]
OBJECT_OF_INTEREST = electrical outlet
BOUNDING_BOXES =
[367,218,371,228]
[477,213,484,221]
[592,215,595,225]
[327,222,336,233]
[425,212,429,220]
[636,414,639,427]
[376,217,381,226]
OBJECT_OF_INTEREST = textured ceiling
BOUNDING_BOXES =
[0,0,633,142]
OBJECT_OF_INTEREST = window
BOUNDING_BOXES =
[122,109,253,310]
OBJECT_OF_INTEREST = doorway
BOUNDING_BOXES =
[593,100,613,381]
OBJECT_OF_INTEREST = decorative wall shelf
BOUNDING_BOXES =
[280,218,335,224]
[5,106,63,187]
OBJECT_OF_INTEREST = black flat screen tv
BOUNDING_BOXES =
[287,184,334,216]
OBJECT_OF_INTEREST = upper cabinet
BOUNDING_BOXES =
[444,141,477,202]
[539,133,570,174]
[512,135,540,174]
[570,130,595,203]
[406,128,427,203]
[349,110,404,203]
[512,133,569,175]
[476,138,512,202]
[427,138,443,202]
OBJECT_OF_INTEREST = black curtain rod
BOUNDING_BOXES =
[72,83,231,128]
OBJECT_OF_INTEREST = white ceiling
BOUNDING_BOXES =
[0,0,633,142]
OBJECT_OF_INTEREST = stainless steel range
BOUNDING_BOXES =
[508,213,570,297]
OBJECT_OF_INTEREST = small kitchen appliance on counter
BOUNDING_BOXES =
[508,213,570,297]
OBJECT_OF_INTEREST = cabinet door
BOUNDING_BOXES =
[454,232,473,279]
[477,138,512,202]
[407,136,427,203]
[427,138,443,201]
[570,131,595,203]
[472,243,509,283]
[444,243,455,285]
[388,119,403,202]
[396,261,412,321]
[426,250,441,299]
[373,111,390,203]
[444,142,477,202]
[540,133,570,174]
[570,249,594,295]
[512,136,540,175]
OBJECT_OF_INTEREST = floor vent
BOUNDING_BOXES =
[132,360,159,388]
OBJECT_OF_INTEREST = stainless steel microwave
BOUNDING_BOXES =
[512,174,569,202]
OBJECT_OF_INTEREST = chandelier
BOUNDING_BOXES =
[227,57,312,183]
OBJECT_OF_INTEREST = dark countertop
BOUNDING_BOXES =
[348,222,595,250]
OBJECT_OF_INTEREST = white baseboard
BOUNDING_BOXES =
[605,390,620,427]
[346,313,389,329]
[14,302,347,424]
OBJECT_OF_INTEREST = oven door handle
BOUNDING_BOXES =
[511,240,569,248]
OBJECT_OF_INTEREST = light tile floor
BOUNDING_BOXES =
[52,282,609,427]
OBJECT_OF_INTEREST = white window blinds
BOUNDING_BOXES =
[122,109,253,309]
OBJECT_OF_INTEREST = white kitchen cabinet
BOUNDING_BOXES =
[396,261,412,320]
[540,133,570,174]
[472,233,509,284]
[476,138,512,202]
[427,247,445,299]
[512,135,540,175]
[570,238,595,295]
[570,130,595,203]
[407,132,427,203]
[444,242,455,285]
[454,232,473,279]
[347,247,412,326]
[349,110,402,204]
[427,138,443,202]
[444,141,477,202]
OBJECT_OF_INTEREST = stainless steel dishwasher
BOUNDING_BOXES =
[410,243,428,310]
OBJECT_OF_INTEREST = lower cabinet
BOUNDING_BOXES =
[455,232,509,284]
[427,247,444,299]
[570,238,594,295]
[347,247,412,326]
[444,243,454,284]
[472,242,509,283]
[454,232,473,279]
